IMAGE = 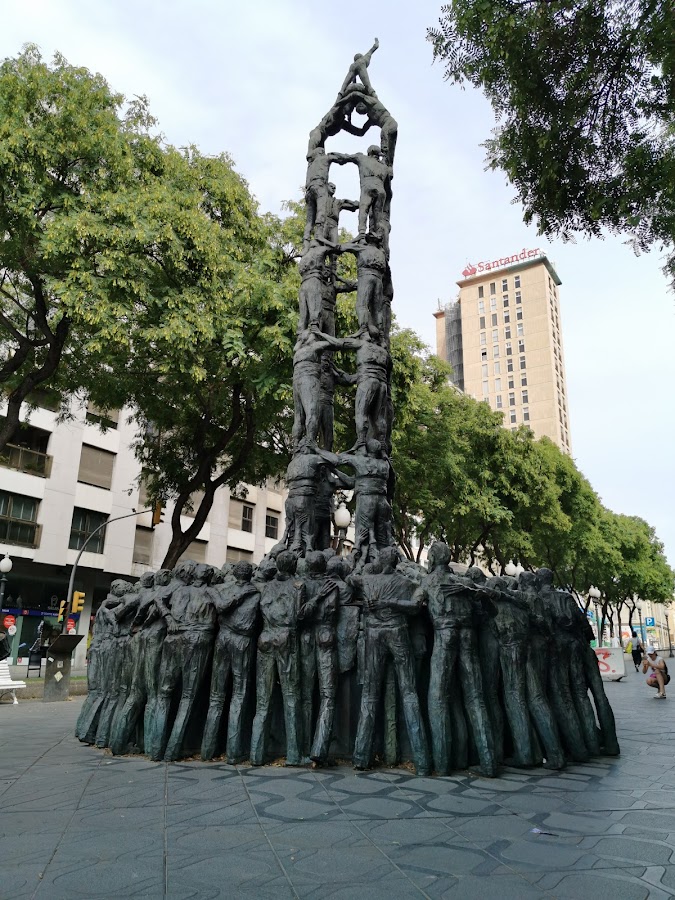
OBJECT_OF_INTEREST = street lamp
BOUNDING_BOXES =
[588,585,601,644]
[515,563,525,577]
[504,560,517,577]
[333,503,351,556]
[634,596,644,644]
[0,552,12,605]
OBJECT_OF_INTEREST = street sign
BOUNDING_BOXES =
[66,618,75,633]
[3,614,16,630]
[7,625,17,636]
[645,617,655,627]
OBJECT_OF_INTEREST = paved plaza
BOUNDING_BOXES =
[2,667,675,899]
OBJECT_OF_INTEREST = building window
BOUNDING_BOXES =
[480,332,486,346]
[132,527,153,566]
[86,404,119,430]
[521,374,527,386]
[481,363,488,377]
[519,355,526,370]
[505,327,511,339]
[505,341,512,356]
[77,445,115,490]
[504,311,510,324]
[178,540,207,564]
[514,275,521,288]
[494,361,501,375]
[503,296,509,308]
[492,328,498,343]
[523,407,530,422]
[510,410,517,424]
[501,278,508,292]
[518,339,525,353]
[491,313,498,327]
[493,345,500,359]
[481,349,487,361]
[508,377,514,389]
[509,392,515,407]
[515,291,522,304]
[516,308,523,320]
[478,300,485,313]
[507,359,514,372]
[517,323,524,336]
[522,389,529,403]
[482,380,489,396]
[490,296,497,311]
[265,512,279,540]
[478,286,484,299]
[494,377,501,391]
[242,504,254,533]
[69,508,108,554]
[490,282,496,295]
[479,316,486,329]
[496,395,503,409]
[0,490,40,548]
[225,547,254,564]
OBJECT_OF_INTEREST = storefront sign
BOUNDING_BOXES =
[462,248,543,278]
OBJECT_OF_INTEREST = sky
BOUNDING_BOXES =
[4,0,674,566]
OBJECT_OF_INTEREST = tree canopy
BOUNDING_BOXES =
[428,0,675,284]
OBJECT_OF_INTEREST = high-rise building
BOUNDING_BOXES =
[434,249,571,453]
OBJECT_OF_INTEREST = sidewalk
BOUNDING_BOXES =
[2,666,674,899]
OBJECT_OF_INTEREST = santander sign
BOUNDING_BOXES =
[462,247,542,278]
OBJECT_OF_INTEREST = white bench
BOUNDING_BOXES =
[0,659,26,704]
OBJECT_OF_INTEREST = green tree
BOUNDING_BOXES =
[0,45,159,450]
[428,1,675,283]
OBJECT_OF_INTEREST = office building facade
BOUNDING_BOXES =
[0,397,285,667]
[434,250,571,453]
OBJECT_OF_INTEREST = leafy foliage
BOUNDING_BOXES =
[428,1,675,283]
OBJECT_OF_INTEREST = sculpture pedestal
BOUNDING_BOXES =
[43,635,84,702]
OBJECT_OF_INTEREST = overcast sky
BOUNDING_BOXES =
[4,0,674,566]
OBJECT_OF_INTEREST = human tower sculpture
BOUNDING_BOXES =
[77,45,619,775]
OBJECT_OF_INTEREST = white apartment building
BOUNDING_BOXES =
[0,395,285,667]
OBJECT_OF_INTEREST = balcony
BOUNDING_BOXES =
[0,516,42,549]
[0,443,53,478]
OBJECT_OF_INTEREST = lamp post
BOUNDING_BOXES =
[333,502,351,556]
[588,585,601,645]
[504,560,517,577]
[668,608,674,659]
[0,552,12,606]
[635,597,644,645]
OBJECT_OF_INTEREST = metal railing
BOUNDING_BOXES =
[0,444,52,478]
[0,519,42,549]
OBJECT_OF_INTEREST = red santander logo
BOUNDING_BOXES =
[462,263,477,277]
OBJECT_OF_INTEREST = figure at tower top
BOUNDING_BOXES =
[337,38,379,97]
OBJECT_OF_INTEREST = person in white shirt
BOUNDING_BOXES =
[642,646,669,699]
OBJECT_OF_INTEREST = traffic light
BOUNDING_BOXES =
[58,600,67,623]
[151,500,164,528]
[72,591,85,614]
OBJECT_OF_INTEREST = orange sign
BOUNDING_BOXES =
[3,615,16,630]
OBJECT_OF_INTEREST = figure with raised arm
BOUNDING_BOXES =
[303,147,352,250]
[292,328,337,450]
[336,88,399,166]
[337,38,380,97]
[311,325,389,447]
[319,439,393,564]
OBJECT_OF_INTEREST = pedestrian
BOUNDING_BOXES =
[630,630,644,672]
[642,646,669,699]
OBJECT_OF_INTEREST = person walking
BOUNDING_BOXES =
[631,630,644,672]
[642,646,669,699]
